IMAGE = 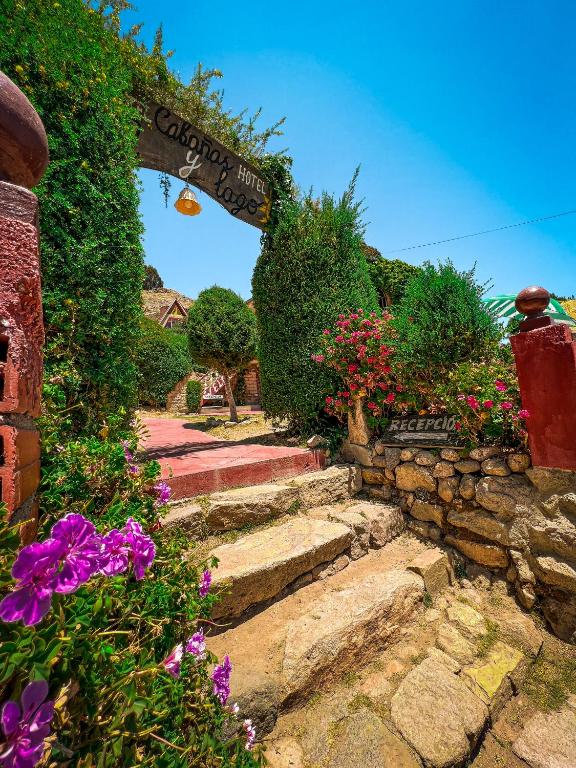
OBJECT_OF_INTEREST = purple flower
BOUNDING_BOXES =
[199,570,211,598]
[153,480,171,508]
[51,514,101,594]
[0,541,61,626]
[122,518,155,580]
[98,530,129,577]
[0,679,54,768]
[185,629,206,660]
[243,718,256,751]
[121,440,134,464]
[211,655,232,705]
[162,644,183,679]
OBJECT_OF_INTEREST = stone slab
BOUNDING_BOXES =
[407,547,450,596]
[204,483,299,531]
[287,465,361,507]
[513,704,576,768]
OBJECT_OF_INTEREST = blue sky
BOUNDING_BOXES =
[128,1,575,301]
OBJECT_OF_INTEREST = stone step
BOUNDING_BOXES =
[162,464,362,533]
[207,535,428,736]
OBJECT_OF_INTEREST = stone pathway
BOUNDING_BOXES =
[143,417,323,499]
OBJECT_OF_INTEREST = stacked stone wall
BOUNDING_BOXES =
[343,439,576,642]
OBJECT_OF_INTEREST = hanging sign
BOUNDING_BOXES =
[137,100,271,230]
[380,413,463,447]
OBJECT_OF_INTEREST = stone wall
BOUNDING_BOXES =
[342,439,576,642]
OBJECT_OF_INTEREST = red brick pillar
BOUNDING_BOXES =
[0,71,49,540]
[510,286,576,470]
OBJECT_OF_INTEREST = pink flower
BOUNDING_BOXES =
[199,570,212,598]
[334,335,345,343]
[367,402,377,410]
[466,395,480,410]
[495,380,507,392]
[457,394,466,401]
[385,393,396,404]
[311,354,324,363]
[348,364,358,373]
[500,401,513,410]
[325,396,334,404]
[455,422,462,431]
[349,383,358,391]
[518,409,530,419]
[482,400,494,409]
[163,644,183,678]
[323,329,331,335]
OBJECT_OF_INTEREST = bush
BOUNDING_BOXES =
[253,174,379,429]
[144,264,164,290]
[136,318,194,408]
[362,246,420,308]
[187,287,257,422]
[391,260,501,381]
[186,379,204,413]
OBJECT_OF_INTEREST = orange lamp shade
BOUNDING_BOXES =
[174,187,201,216]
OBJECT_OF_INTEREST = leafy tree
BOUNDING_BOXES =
[144,264,164,290]
[135,318,194,407]
[362,245,420,307]
[253,174,379,429]
[187,287,257,422]
[391,260,501,382]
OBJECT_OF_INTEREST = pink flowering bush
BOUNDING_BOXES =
[0,424,263,767]
[314,309,397,423]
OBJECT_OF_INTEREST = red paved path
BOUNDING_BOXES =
[143,418,324,500]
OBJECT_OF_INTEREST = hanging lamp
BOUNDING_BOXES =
[174,186,201,216]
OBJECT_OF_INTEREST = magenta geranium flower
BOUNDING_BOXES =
[518,409,530,419]
[211,655,232,705]
[51,514,101,594]
[500,401,513,410]
[494,380,507,392]
[243,718,256,751]
[162,644,183,678]
[153,480,171,508]
[122,518,155,580]
[0,679,54,768]
[99,530,130,577]
[199,570,211,598]
[185,629,206,660]
[0,541,62,626]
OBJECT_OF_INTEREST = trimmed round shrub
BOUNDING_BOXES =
[186,379,203,413]
[252,176,379,429]
[136,318,193,407]
[391,260,501,381]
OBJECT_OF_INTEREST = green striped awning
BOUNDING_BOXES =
[482,295,576,327]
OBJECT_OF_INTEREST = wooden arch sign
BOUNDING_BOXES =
[137,100,271,230]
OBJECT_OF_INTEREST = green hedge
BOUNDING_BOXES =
[186,378,203,413]
[136,318,194,407]
[253,176,379,428]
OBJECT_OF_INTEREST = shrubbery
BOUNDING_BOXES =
[253,175,379,429]
[136,318,194,408]
[362,246,420,308]
[186,379,204,413]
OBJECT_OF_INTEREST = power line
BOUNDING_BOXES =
[383,207,576,255]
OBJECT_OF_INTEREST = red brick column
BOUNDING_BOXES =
[510,286,576,471]
[0,71,48,540]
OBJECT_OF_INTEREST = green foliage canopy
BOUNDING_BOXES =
[144,264,164,290]
[362,245,420,307]
[135,318,194,407]
[253,175,379,428]
[186,378,204,413]
[187,287,257,375]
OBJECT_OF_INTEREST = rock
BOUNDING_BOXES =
[410,500,445,527]
[306,434,326,449]
[432,460,455,478]
[161,502,203,532]
[459,475,477,500]
[395,462,437,492]
[288,465,361,507]
[475,474,534,516]
[383,446,402,470]
[361,467,388,485]
[469,446,501,461]
[353,502,405,547]
[507,453,531,473]
[314,554,350,580]
[371,455,388,468]
[203,484,300,531]
[455,459,481,474]
[210,517,353,618]
[526,466,576,495]
[462,641,526,717]
[400,448,417,461]
[541,594,576,643]
[358,671,393,702]
[438,476,459,502]
[324,710,421,768]
[407,548,450,596]
[368,486,392,502]
[391,656,488,768]
[445,535,509,569]
[482,457,511,477]
[441,448,461,462]
[415,450,437,466]
[511,501,576,562]
[408,519,442,542]
[282,569,423,699]
[447,509,510,545]
[436,622,476,664]
[516,581,537,610]
[507,564,518,582]
[373,440,386,455]
[534,555,576,593]
[513,704,576,768]
[385,468,396,482]
[427,646,462,672]
[510,550,536,584]
[265,737,305,768]
[446,602,488,640]
[341,441,373,467]
[327,509,370,560]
